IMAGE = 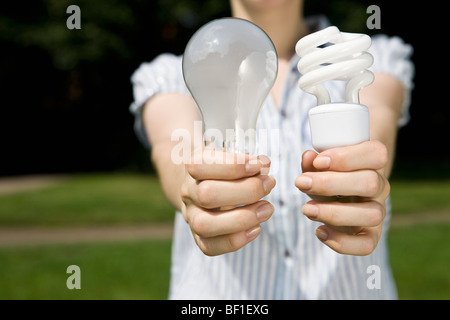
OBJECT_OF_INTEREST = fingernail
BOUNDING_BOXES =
[302,204,319,219]
[245,160,261,174]
[314,156,331,169]
[315,227,328,241]
[246,225,261,239]
[263,176,276,193]
[256,203,274,221]
[296,175,312,190]
[258,155,271,175]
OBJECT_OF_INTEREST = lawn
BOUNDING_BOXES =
[389,224,450,299]
[0,240,172,299]
[0,173,175,226]
[0,173,448,299]
[389,179,450,215]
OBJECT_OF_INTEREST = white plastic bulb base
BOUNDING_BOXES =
[309,103,369,152]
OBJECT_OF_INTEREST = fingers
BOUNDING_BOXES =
[301,149,319,173]
[188,201,274,238]
[187,201,274,256]
[193,226,262,257]
[185,174,276,209]
[302,200,385,227]
[187,150,271,180]
[312,140,388,172]
[297,141,391,256]
[181,150,276,256]
[295,170,388,199]
[302,198,385,255]
[314,225,381,256]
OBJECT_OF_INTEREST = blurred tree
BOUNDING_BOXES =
[0,0,226,175]
[0,0,135,70]
[0,0,447,177]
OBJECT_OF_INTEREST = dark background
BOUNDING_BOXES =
[0,0,447,178]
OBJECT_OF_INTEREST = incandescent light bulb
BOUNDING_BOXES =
[182,18,278,155]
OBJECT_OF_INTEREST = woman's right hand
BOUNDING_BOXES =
[180,149,276,256]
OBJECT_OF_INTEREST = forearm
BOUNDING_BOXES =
[367,106,398,178]
[151,142,186,210]
[143,93,202,210]
[360,73,405,178]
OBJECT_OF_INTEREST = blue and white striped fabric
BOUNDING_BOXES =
[130,16,414,299]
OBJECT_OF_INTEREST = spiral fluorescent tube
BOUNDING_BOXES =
[296,26,374,152]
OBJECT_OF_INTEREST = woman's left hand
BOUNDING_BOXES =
[295,140,391,256]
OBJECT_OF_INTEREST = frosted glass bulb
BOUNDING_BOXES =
[296,26,374,152]
[183,18,278,154]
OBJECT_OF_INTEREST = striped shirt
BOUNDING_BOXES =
[130,16,414,299]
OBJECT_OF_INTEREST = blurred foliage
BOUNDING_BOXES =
[0,0,134,70]
[306,0,367,32]
[0,1,447,175]
[0,0,231,70]
[0,0,373,71]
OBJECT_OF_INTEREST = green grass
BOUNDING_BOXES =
[0,173,448,299]
[0,240,172,299]
[389,224,450,299]
[0,173,175,226]
[390,179,450,215]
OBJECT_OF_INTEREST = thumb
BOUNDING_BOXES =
[301,150,319,173]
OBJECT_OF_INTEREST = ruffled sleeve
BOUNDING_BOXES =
[368,35,415,127]
[129,54,189,148]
